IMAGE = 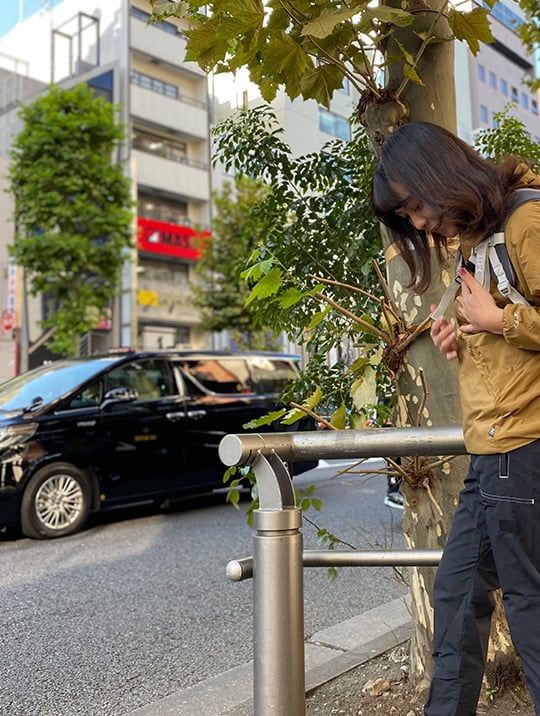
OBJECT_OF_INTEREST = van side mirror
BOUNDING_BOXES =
[101,386,138,410]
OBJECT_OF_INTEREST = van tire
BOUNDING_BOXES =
[21,463,91,539]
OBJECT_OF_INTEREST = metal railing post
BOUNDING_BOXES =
[219,426,467,715]
[250,450,305,716]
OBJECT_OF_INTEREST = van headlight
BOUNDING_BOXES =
[0,423,38,452]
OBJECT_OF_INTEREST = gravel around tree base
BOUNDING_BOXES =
[305,642,535,715]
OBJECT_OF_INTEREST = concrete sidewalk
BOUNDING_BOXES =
[126,596,412,716]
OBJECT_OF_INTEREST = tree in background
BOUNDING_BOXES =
[8,83,133,357]
[191,175,281,350]
[149,0,540,698]
[476,104,540,171]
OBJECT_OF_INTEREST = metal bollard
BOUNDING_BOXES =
[250,450,305,716]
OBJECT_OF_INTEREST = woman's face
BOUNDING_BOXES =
[390,182,459,239]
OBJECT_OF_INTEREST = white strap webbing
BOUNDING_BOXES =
[430,235,529,321]
[430,252,462,320]
[487,233,530,306]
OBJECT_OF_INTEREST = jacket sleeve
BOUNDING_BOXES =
[503,203,540,351]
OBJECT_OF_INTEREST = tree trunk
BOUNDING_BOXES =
[360,0,516,692]
[360,0,519,691]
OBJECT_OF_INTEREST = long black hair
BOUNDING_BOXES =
[371,121,527,292]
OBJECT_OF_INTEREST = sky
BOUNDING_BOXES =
[0,0,52,38]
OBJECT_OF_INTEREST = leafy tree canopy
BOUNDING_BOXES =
[209,105,392,424]
[192,175,281,350]
[475,103,540,171]
[8,83,133,356]
[149,0,496,109]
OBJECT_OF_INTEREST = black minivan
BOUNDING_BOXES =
[0,350,315,539]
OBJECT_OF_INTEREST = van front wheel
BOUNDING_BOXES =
[21,463,91,539]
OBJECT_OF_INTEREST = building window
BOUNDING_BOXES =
[141,261,190,286]
[500,78,508,96]
[478,65,486,82]
[489,71,497,89]
[138,192,189,226]
[480,105,489,123]
[133,129,188,163]
[88,69,114,103]
[131,6,180,35]
[492,112,499,128]
[532,99,538,116]
[318,108,350,140]
[511,86,519,102]
[131,70,178,99]
[522,93,529,110]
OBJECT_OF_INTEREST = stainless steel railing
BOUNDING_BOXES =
[219,425,465,716]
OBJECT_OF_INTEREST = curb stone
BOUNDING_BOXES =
[125,596,411,716]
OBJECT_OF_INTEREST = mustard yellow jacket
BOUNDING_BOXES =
[458,168,540,454]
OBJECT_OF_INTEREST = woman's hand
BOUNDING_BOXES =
[456,268,504,335]
[430,307,459,360]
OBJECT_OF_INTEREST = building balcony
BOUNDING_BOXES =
[130,83,208,141]
[130,17,205,79]
[133,149,210,203]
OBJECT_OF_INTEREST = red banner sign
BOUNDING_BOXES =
[137,217,209,260]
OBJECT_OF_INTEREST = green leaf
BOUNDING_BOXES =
[281,407,308,425]
[301,7,358,39]
[245,266,283,305]
[241,257,275,282]
[299,64,346,108]
[403,63,425,86]
[449,7,493,55]
[278,287,305,308]
[305,385,323,410]
[351,365,377,411]
[223,465,238,484]
[306,305,331,331]
[243,408,287,429]
[327,566,339,582]
[330,403,348,430]
[364,5,414,27]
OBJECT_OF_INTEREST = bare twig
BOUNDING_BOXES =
[314,291,391,342]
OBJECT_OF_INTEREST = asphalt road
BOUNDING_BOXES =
[0,459,406,716]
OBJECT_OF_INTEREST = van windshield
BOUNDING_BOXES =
[0,358,118,412]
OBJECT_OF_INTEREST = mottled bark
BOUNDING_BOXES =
[360,0,517,688]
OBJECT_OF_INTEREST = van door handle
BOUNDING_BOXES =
[165,411,186,421]
[186,410,206,419]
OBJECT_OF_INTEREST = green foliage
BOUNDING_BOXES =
[211,105,392,418]
[8,83,133,356]
[191,175,281,349]
[474,104,540,173]
[149,0,493,108]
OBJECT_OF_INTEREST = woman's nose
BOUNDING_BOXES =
[409,211,428,230]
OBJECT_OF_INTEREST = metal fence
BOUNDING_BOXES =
[219,425,466,716]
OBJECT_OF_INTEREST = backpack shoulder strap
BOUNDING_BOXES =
[431,188,540,318]
[497,188,540,231]
[489,187,540,305]
[487,232,530,306]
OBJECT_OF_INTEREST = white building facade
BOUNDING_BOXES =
[0,0,537,381]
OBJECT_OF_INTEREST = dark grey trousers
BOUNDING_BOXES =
[424,440,540,716]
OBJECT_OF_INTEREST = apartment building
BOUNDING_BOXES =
[455,0,540,143]
[0,0,537,380]
[0,0,212,379]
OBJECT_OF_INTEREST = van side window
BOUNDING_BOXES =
[106,360,176,400]
[181,358,254,394]
[248,358,297,393]
[62,381,104,410]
